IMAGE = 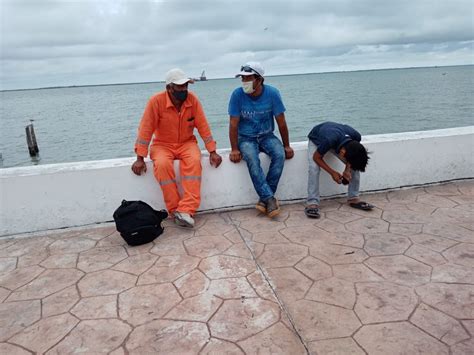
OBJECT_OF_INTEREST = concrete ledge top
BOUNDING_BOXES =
[1,126,472,177]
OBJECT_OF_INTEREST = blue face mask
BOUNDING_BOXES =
[173,90,188,102]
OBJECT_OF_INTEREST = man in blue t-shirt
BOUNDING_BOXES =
[305,121,373,218]
[228,62,294,218]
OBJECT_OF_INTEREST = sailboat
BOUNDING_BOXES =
[199,70,207,81]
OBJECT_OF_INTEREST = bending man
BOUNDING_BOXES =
[306,121,373,218]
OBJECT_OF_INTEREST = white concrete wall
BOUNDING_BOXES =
[1,127,473,236]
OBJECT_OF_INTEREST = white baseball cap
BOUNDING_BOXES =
[235,62,265,77]
[165,68,191,85]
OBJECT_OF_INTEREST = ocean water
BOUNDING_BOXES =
[1,65,473,169]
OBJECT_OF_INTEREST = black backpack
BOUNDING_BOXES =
[113,200,168,246]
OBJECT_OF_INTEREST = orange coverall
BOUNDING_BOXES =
[134,91,216,215]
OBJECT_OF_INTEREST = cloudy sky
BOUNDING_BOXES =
[1,0,473,90]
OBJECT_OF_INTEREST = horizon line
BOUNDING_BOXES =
[2,64,472,93]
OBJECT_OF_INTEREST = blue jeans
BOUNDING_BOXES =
[239,133,285,202]
[307,140,360,205]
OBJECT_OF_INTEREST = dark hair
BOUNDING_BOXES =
[344,141,369,172]
[248,74,264,83]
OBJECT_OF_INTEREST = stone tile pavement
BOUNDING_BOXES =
[0,180,473,354]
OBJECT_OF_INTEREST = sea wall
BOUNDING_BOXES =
[1,126,473,236]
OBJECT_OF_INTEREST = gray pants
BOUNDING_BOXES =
[307,140,360,206]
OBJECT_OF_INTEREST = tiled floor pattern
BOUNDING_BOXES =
[0,180,473,354]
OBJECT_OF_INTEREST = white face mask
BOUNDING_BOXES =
[242,80,254,94]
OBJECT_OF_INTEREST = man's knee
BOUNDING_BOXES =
[186,154,201,166]
[153,157,174,178]
[180,144,202,166]
[240,139,258,151]
[269,144,285,165]
[240,143,259,163]
[243,154,260,170]
[274,146,285,161]
[181,156,202,177]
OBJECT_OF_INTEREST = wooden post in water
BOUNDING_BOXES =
[25,121,39,157]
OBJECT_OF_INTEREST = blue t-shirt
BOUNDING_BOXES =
[308,121,361,155]
[228,85,286,138]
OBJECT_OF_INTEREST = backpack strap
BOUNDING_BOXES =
[154,209,168,220]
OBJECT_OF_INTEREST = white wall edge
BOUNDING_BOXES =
[1,126,473,236]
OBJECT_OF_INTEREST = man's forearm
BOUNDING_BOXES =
[279,125,290,147]
[275,114,290,147]
[315,153,336,176]
[229,125,239,151]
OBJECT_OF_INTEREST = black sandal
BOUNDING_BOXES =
[304,206,320,219]
[349,201,374,211]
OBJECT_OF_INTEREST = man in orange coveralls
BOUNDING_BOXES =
[132,68,222,228]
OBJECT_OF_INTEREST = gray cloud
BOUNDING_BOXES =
[1,0,473,90]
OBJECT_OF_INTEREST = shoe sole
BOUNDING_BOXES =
[304,208,320,219]
[255,204,266,213]
[267,208,280,218]
[174,217,194,228]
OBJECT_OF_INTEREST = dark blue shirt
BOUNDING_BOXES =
[228,85,286,138]
[308,122,361,155]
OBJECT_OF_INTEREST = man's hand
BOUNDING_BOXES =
[210,151,222,168]
[343,169,352,182]
[131,157,147,176]
[331,171,343,184]
[284,146,294,159]
[229,150,242,163]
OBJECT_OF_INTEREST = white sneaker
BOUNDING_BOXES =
[174,212,194,228]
